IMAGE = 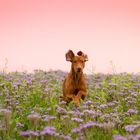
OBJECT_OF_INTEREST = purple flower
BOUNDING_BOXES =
[59,100,67,105]
[125,125,137,133]
[72,128,81,133]
[56,106,67,115]
[130,92,138,96]
[95,110,102,117]
[75,112,84,117]
[107,102,116,107]
[85,100,93,106]
[71,117,83,123]
[118,92,126,97]
[83,109,95,115]
[0,108,12,120]
[20,130,39,137]
[20,131,30,138]
[30,131,39,137]
[125,97,136,103]
[113,134,127,140]
[59,134,73,140]
[61,115,69,120]
[100,104,107,109]
[80,121,98,130]
[127,109,138,115]
[100,122,114,130]
[41,126,56,136]
[43,115,56,122]
[72,109,84,117]
[101,113,110,121]
[128,135,140,140]
[72,121,98,134]
[27,113,41,121]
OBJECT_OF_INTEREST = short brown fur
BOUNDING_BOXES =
[61,50,88,106]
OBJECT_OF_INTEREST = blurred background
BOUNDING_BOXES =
[0,0,140,74]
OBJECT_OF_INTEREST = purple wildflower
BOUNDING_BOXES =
[127,109,138,115]
[0,108,12,120]
[107,102,116,107]
[100,104,107,109]
[43,115,56,122]
[95,110,102,117]
[20,130,39,137]
[59,134,73,140]
[56,106,67,115]
[72,128,81,133]
[113,134,127,140]
[85,100,93,106]
[100,122,114,130]
[101,113,110,121]
[27,113,41,126]
[125,125,137,133]
[30,131,39,137]
[27,113,41,121]
[61,115,69,120]
[71,117,83,123]
[41,126,56,136]
[72,121,99,134]
[83,109,95,115]
[72,109,84,117]
[59,100,67,105]
[80,121,98,130]
[118,92,126,97]
[20,131,30,138]
[125,97,136,103]
[128,135,140,140]
[130,92,138,97]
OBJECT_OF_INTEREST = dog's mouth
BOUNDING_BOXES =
[76,70,82,74]
[77,70,81,73]
[76,68,82,73]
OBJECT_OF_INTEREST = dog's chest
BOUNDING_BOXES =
[73,88,79,95]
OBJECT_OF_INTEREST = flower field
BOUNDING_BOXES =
[0,70,140,140]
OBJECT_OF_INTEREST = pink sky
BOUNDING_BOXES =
[0,0,140,74]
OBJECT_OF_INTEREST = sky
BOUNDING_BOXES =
[0,0,140,74]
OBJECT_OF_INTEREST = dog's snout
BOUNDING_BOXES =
[77,67,82,72]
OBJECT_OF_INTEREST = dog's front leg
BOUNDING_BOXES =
[76,90,86,101]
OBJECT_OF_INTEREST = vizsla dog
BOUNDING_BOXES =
[62,50,88,106]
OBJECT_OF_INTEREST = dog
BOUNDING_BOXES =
[61,50,88,106]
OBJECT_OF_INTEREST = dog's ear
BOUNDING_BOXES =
[84,54,88,61]
[77,51,88,62]
[77,51,83,56]
[66,50,75,62]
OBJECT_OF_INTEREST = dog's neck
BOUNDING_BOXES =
[71,67,83,85]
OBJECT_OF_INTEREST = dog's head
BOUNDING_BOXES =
[65,50,88,73]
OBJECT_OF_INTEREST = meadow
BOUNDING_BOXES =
[0,70,140,140]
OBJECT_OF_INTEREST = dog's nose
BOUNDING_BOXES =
[77,68,81,72]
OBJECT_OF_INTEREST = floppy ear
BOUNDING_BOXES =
[66,50,75,62]
[77,51,88,62]
[84,54,88,61]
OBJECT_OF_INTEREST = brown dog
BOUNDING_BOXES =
[62,50,88,106]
